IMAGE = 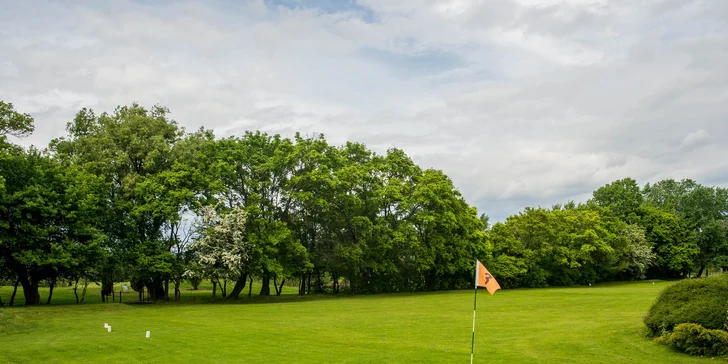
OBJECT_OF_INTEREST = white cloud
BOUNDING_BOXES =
[680,129,710,150]
[1,0,727,221]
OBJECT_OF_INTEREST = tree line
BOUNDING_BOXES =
[0,101,485,305]
[1,101,726,305]
[487,178,728,288]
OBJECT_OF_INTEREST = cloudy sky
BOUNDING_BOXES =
[2,0,727,221]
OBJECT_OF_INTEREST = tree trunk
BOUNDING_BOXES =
[248,275,253,297]
[299,273,306,295]
[80,280,89,304]
[307,274,311,295]
[211,279,218,299]
[222,280,228,298]
[46,277,57,304]
[19,276,40,306]
[9,278,19,306]
[227,274,248,299]
[101,278,114,302]
[316,270,323,293]
[145,279,167,301]
[275,278,285,296]
[73,278,80,304]
[696,265,705,278]
[259,274,271,296]
[174,278,181,301]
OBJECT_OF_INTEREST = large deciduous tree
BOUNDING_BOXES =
[50,103,205,300]
[642,179,728,277]
[0,145,103,305]
[591,177,643,223]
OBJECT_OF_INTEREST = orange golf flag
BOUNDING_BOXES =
[475,260,500,295]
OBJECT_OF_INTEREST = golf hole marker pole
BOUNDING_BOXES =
[471,260,501,364]
[470,268,478,364]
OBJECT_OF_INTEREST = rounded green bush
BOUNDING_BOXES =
[656,323,728,356]
[644,273,728,336]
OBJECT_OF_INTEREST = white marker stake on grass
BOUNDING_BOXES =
[146,331,150,338]
[104,323,109,329]
[107,326,112,333]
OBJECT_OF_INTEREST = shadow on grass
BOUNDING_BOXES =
[2,279,679,309]
[122,288,467,307]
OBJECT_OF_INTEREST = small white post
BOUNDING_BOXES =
[107,326,112,333]
[104,323,109,329]
[146,331,151,338]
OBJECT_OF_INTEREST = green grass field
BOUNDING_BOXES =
[0,281,712,363]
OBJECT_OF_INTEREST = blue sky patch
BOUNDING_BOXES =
[265,0,376,22]
[357,46,465,77]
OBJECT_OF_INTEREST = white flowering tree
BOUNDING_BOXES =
[622,224,656,279]
[188,206,255,299]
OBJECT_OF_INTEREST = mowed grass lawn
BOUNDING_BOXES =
[0,281,711,363]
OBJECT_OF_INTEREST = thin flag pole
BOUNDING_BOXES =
[470,261,478,364]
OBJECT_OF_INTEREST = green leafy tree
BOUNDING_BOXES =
[591,177,643,223]
[50,103,198,300]
[0,146,103,305]
[284,133,335,294]
[638,205,696,278]
[643,179,699,213]
[694,219,728,277]
[0,100,34,141]
[642,179,728,276]
[486,205,642,287]
[212,131,312,296]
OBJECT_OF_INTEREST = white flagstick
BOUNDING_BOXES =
[470,261,479,364]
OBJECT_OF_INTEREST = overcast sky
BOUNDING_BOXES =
[2,0,727,221]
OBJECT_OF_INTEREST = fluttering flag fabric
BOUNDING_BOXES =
[475,260,501,295]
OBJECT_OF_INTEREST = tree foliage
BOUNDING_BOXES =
[591,177,643,223]
[0,144,103,305]
[2,98,728,305]
[0,100,35,140]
